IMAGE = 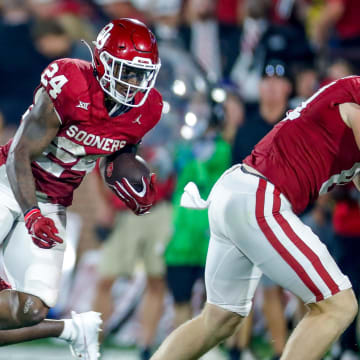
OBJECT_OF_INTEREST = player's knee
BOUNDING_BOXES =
[311,289,358,327]
[16,293,48,327]
[331,289,358,325]
[203,303,243,342]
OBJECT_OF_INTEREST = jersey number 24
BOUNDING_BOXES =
[40,63,68,99]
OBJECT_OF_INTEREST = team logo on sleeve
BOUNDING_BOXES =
[76,101,90,110]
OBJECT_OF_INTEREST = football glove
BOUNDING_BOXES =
[24,207,63,249]
[113,173,157,215]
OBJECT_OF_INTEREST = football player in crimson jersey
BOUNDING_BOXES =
[151,77,360,360]
[0,18,162,359]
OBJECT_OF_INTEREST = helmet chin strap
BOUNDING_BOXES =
[108,102,121,116]
[104,94,132,117]
[81,39,97,75]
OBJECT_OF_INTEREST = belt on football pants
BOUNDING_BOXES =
[240,165,269,182]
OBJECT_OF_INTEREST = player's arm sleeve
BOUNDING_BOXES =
[343,102,360,192]
[39,59,77,126]
[6,88,61,213]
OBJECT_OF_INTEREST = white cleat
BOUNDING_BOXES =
[69,311,103,360]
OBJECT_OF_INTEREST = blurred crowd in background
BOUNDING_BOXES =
[1,0,360,359]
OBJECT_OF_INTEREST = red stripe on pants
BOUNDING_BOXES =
[255,179,324,301]
[272,187,339,296]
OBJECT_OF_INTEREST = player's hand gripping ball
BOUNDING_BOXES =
[104,152,157,215]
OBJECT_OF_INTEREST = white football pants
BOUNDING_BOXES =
[0,164,66,307]
[203,165,352,316]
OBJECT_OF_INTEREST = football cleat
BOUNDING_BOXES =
[69,311,102,360]
[0,276,11,291]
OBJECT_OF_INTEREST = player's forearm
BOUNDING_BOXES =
[5,90,61,213]
[6,148,38,213]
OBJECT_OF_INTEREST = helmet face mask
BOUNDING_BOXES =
[93,19,161,108]
[99,51,160,107]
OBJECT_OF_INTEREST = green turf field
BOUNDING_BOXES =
[0,335,275,360]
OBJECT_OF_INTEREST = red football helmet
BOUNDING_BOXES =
[93,18,161,107]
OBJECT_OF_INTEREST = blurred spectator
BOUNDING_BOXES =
[92,148,174,360]
[28,0,97,44]
[183,0,222,82]
[232,59,292,164]
[27,0,58,19]
[55,0,97,43]
[216,0,245,25]
[0,0,45,126]
[313,0,360,71]
[289,64,318,108]
[165,113,232,332]
[331,185,360,360]
[215,0,244,79]
[221,90,245,145]
[31,18,91,61]
[93,0,148,24]
[320,58,354,86]
[146,0,183,46]
[270,0,308,29]
[231,0,313,102]
[31,19,73,60]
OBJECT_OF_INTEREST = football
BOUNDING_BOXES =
[104,152,151,192]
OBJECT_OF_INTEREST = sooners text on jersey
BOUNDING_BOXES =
[244,76,360,214]
[0,58,163,206]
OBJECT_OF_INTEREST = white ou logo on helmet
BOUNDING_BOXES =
[96,23,114,50]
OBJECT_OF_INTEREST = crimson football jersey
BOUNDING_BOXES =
[243,76,360,214]
[0,58,163,206]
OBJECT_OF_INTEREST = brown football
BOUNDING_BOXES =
[104,152,150,192]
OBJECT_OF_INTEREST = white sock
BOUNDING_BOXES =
[59,319,76,341]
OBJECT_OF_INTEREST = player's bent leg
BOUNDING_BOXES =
[0,206,103,358]
[221,177,357,360]
[151,303,243,360]
[0,291,48,331]
[0,290,102,359]
[281,288,357,360]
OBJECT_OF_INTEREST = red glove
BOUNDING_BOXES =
[24,207,63,249]
[113,173,157,215]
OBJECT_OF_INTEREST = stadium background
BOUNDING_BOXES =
[1,0,360,359]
